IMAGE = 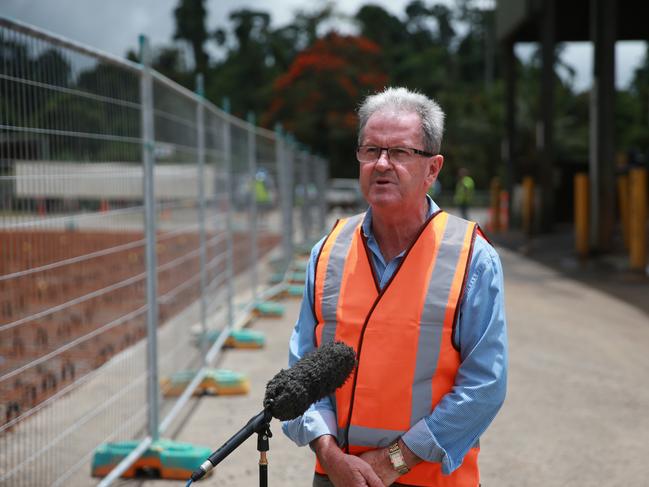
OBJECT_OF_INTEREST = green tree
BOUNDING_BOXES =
[263,33,388,177]
[619,44,649,155]
[173,0,209,74]
[207,6,335,118]
[207,9,276,117]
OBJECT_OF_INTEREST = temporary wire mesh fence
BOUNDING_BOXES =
[0,17,328,486]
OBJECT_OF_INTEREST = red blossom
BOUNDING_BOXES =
[264,32,388,150]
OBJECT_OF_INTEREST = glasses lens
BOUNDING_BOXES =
[388,147,414,164]
[357,146,418,164]
[357,146,380,163]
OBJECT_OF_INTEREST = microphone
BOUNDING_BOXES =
[264,340,357,420]
[190,341,356,481]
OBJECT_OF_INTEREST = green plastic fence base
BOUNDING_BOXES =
[195,329,266,349]
[287,284,304,297]
[254,301,285,317]
[268,271,306,285]
[227,329,265,348]
[268,272,284,284]
[288,271,306,283]
[161,368,250,397]
[91,439,212,480]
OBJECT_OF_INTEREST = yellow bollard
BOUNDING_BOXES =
[499,190,510,232]
[574,173,589,258]
[617,174,630,249]
[629,168,647,271]
[522,176,535,236]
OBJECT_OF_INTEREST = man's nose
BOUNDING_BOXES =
[375,149,391,170]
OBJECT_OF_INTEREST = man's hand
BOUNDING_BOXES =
[358,448,399,486]
[311,435,383,487]
[359,439,422,486]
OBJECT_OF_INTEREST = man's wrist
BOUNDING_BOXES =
[310,434,341,464]
[397,438,422,469]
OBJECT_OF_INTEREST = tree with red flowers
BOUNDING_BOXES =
[263,33,388,178]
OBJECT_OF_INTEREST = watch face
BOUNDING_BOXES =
[388,443,409,474]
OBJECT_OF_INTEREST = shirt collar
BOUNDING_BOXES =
[361,195,439,239]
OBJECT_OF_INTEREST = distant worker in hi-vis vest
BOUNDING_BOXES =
[283,87,508,487]
[453,168,475,220]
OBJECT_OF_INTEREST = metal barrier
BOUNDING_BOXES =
[0,17,328,486]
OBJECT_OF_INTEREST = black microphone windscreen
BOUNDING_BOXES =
[264,341,356,421]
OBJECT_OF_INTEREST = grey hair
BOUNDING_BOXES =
[357,87,445,154]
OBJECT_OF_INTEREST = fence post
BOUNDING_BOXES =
[275,124,290,272]
[316,156,327,235]
[300,149,310,244]
[222,98,235,329]
[196,74,208,362]
[247,112,258,302]
[139,35,159,442]
[285,135,295,261]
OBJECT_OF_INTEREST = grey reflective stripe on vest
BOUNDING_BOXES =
[320,213,365,345]
[410,214,472,425]
[340,425,403,448]
[339,428,480,450]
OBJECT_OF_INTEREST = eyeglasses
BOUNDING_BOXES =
[356,145,435,165]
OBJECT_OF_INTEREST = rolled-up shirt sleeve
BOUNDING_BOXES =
[401,235,508,474]
[282,239,338,446]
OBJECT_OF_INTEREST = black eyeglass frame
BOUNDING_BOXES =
[356,145,436,163]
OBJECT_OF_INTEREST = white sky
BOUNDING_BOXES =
[3,0,646,91]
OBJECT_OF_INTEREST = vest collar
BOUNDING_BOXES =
[361,195,440,267]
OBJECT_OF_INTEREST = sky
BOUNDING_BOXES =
[2,0,647,92]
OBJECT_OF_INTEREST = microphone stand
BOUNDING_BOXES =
[257,422,272,487]
[190,408,273,486]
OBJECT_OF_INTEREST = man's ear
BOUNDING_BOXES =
[427,154,444,183]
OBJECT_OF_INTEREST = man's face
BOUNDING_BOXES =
[359,110,443,213]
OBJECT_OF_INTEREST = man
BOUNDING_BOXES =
[284,87,507,487]
[453,168,475,220]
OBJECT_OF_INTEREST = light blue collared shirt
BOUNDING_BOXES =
[282,197,508,475]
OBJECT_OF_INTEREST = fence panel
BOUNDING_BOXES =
[0,19,149,487]
[202,105,231,330]
[0,17,328,486]
[149,73,204,413]
[293,149,326,246]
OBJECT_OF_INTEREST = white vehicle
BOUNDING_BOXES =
[326,178,365,210]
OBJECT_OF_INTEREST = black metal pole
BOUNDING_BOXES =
[257,424,271,487]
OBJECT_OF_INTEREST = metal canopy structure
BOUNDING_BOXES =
[497,0,649,43]
[496,0,648,251]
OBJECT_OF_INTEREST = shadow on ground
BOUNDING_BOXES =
[491,224,649,318]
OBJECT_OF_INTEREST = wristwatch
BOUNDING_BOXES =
[388,442,410,475]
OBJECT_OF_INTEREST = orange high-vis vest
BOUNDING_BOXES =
[313,211,480,487]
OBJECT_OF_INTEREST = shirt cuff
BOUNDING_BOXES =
[281,405,338,447]
[401,418,446,466]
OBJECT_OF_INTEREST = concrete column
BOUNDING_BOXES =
[503,40,516,207]
[539,0,555,232]
[589,0,616,252]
